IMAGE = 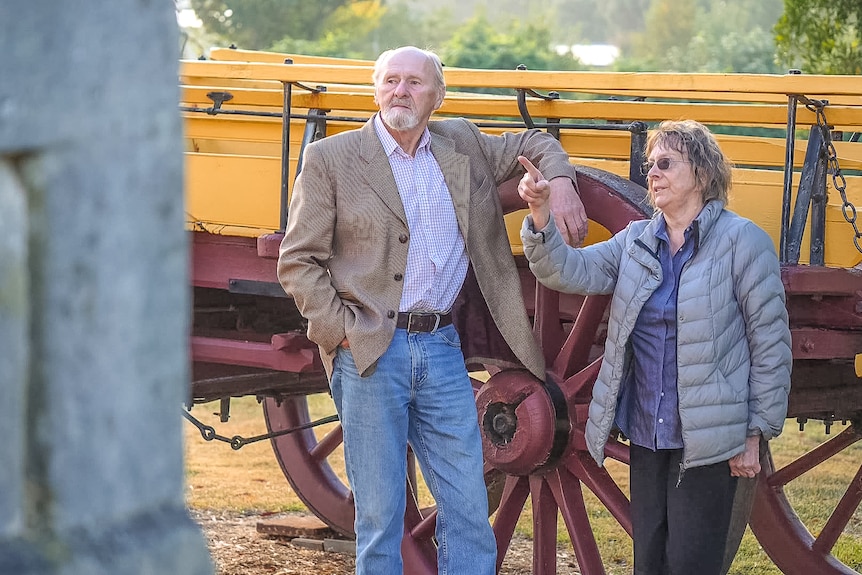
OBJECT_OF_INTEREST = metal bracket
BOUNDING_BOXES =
[205,91,233,115]
[514,64,560,133]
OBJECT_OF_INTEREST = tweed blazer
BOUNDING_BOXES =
[278,116,576,379]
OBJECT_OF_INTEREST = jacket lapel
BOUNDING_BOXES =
[358,119,407,224]
[430,131,470,240]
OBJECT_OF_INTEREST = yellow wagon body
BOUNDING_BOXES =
[181,48,862,269]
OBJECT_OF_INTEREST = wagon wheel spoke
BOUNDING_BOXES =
[814,462,862,554]
[560,356,602,401]
[402,485,438,574]
[406,498,437,541]
[493,475,531,569]
[263,395,355,537]
[552,294,611,380]
[564,451,632,536]
[530,475,560,575]
[545,467,605,574]
[751,422,862,575]
[309,424,343,461]
[767,425,861,487]
[534,284,564,363]
[766,426,862,555]
[600,434,631,465]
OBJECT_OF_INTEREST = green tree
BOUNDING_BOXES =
[676,0,782,73]
[618,0,783,73]
[189,0,356,49]
[775,0,862,74]
[553,0,616,45]
[269,1,456,60]
[631,0,697,70]
[441,13,581,72]
[600,0,652,52]
[356,2,459,56]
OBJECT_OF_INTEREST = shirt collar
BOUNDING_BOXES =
[373,113,431,157]
[654,205,705,244]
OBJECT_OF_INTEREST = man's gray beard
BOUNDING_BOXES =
[383,107,419,131]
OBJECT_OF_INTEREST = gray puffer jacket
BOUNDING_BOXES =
[521,200,792,469]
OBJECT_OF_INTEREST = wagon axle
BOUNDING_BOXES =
[483,402,517,445]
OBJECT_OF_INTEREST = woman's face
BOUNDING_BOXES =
[645,143,701,213]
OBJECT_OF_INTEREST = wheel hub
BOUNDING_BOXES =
[476,369,570,476]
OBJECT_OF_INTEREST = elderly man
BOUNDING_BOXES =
[278,46,586,574]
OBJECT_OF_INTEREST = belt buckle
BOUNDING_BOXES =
[407,312,440,333]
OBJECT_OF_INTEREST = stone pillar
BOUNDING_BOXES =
[0,1,212,574]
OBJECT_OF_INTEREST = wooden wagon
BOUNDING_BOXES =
[180,47,862,574]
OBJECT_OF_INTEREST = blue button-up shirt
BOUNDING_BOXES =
[615,218,695,451]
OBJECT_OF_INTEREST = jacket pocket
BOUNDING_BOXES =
[713,369,748,405]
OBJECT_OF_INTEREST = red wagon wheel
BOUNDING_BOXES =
[750,419,862,574]
[475,168,650,574]
[263,166,652,573]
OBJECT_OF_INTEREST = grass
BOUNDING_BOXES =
[185,396,308,513]
[185,395,862,573]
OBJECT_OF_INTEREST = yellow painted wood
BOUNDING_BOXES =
[181,86,862,132]
[180,52,862,268]
[180,61,862,100]
[200,49,862,105]
[209,47,373,66]
[186,153,283,231]
[183,111,862,173]
[856,354,862,377]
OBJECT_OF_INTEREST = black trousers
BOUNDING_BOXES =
[629,445,738,575]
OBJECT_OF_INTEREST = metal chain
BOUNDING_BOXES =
[807,101,862,254]
[182,407,339,450]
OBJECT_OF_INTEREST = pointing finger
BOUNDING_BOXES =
[518,156,544,183]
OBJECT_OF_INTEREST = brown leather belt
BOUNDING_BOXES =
[396,311,452,333]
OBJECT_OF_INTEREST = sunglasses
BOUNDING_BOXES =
[641,157,690,175]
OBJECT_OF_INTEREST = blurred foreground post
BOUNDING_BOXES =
[0,1,212,573]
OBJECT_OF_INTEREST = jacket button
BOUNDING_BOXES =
[399,234,408,243]
[394,273,403,281]
[388,310,396,318]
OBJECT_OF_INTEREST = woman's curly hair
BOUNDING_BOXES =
[645,119,733,205]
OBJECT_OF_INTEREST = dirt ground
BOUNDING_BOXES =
[192,510,355,575]
[186,397,587,575]
[192,509,585,575]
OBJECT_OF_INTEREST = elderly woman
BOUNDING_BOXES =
[517,120,792,574]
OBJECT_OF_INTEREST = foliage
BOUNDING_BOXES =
[774,0,862,74]
[440,13,583,72]
[270,2,457,60]
[269,1,383,59]
[186,0,795,75]
[619,0,783,73]
[189,0,357,50]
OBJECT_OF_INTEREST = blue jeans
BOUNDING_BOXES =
[330,324,496,575]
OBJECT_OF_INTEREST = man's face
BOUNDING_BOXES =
[374,49,443,132]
